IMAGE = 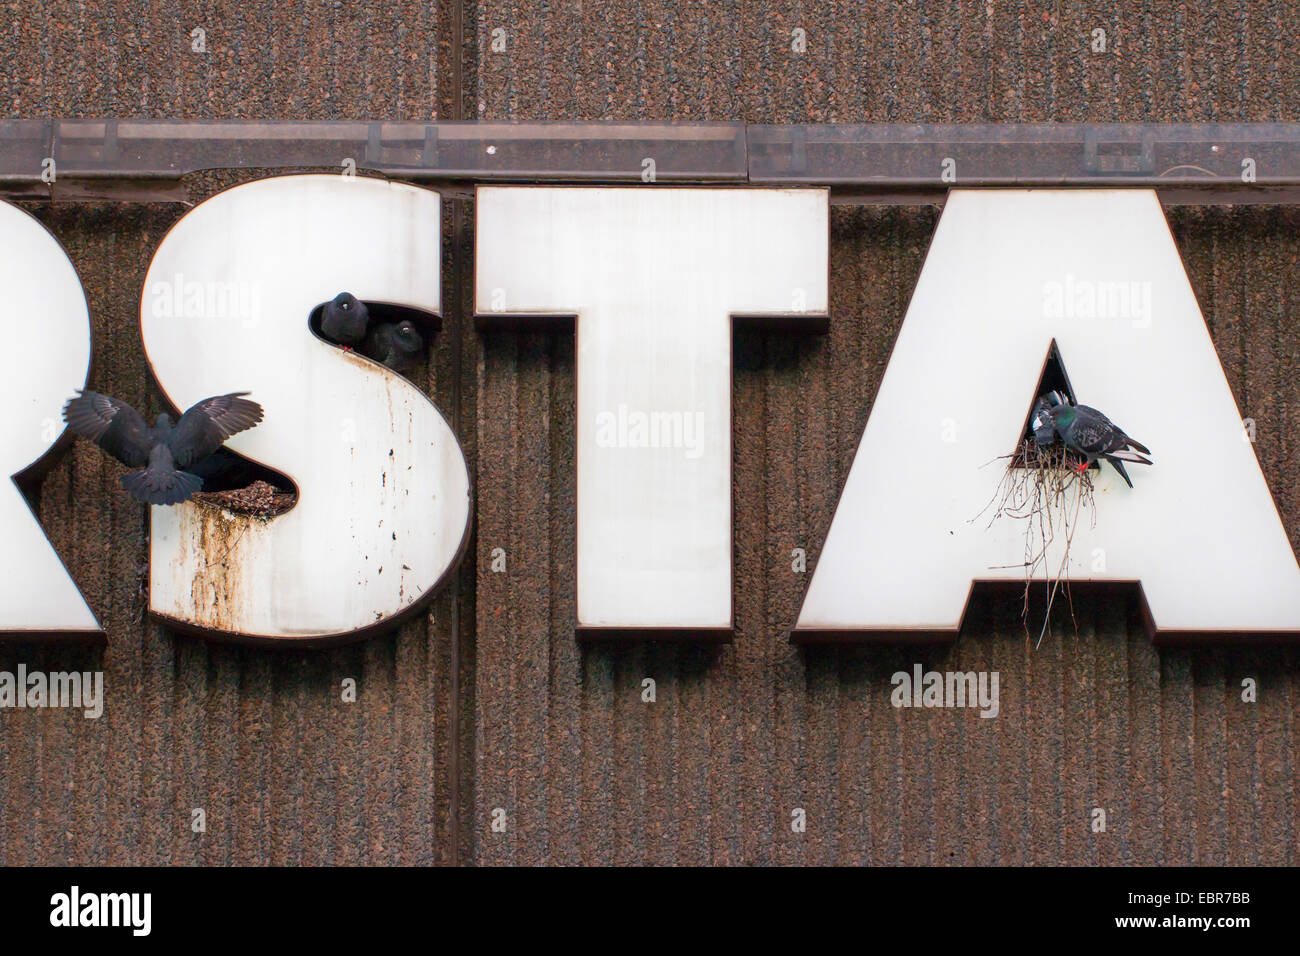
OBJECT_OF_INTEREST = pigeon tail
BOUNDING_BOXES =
[121,468,203,506]
[1124,436,1151,455]
[1101,456,1134,489]
[1106,449,1153,465]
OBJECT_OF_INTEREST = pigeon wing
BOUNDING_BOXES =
[168,392,264,467]
[1069,406,1126,455]
[62,390,153,467]
[1120,432,1151,456]
[1064,418,1109,454]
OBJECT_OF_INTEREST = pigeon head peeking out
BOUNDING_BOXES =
[321,291,370,348]
[361,318,426,372]
[319,293,427,373]
[391,320,423,352]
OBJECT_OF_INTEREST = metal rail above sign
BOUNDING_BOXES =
[0,120,1297,204]
[749,123,1300,204]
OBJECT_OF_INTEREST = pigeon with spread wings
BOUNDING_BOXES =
[62,390,264,505]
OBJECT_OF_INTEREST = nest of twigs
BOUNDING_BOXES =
[192,480,295,519]
[976,439,1097,647]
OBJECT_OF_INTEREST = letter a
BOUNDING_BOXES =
[793,189,1300,642]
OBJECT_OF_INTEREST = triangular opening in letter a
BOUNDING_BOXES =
[1013,339,1095,471]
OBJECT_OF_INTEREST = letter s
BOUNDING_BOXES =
[0,199,101,639]
[141,175,470,645]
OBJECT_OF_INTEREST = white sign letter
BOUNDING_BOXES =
[0,200,101,639]
[142,175,470,644]
[794,189,1300,642]
[477,187,828,636]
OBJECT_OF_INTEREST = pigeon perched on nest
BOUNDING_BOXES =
[321,291,369,347]
[362,319,425,371]
[63,390,264,505]
[1033,391,1152,489]
[1029,391,1063,446]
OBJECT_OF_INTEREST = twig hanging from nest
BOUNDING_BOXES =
[974,439,1097,647]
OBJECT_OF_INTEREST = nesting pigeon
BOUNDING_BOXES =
[1029,390,1068,446]
[62,390,264,505]
[362,319,425,371]
[320,292,369,347]
[1035,391,1152,489]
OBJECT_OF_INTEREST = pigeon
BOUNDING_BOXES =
[320,292,369,347]
[361,319,425,371]
[62,390,264,505]
[1037,391,1152,489]
[1029,390,1068,446]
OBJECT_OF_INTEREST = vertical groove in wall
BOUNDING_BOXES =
[445,0,466,871]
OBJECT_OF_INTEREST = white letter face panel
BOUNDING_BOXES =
[795,189,1300,641]
[477,187,828,632]
[0,201,101,638]
[142,175,471,645]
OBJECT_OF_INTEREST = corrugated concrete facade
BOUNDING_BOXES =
[1,1,1298,865]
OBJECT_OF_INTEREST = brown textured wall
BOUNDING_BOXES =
[2,1,1299,865]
